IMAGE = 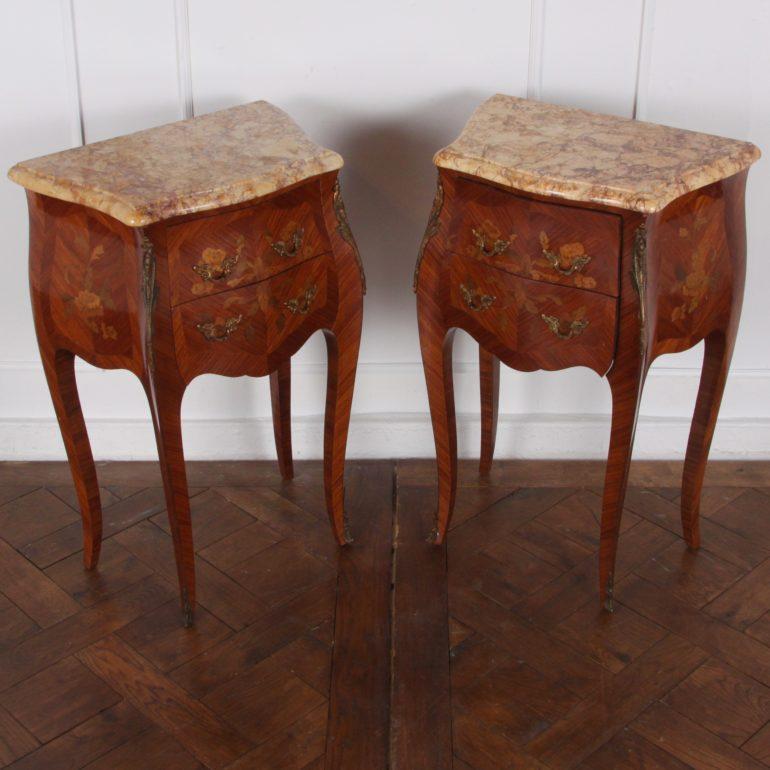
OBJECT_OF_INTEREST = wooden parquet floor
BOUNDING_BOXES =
[0,459,768,769]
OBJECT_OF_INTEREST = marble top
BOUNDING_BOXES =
[434,95,761,213]
[8,102,343,226]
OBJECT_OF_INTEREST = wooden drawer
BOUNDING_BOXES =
[448,177,621,296]
[444,254,616,375]
[172,254,335,380]
[167,184,331,306]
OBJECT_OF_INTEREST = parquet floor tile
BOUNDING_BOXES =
[0,459,766,768]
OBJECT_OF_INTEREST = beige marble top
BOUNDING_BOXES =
[8,102,343,226]
[434,95,761,213]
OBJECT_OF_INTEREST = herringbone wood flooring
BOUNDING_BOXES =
[0,459,768,768]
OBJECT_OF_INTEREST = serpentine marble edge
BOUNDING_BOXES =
[8,101,343,227]
[434,94,761,213]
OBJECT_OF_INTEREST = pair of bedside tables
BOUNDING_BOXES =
[9,95,759,622]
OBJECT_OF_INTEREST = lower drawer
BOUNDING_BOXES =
[444,254,616,375]
[172,254,336,380]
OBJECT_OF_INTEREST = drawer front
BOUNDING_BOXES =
[172,254,335,380]
[168,184,331,306]
[449,177,621,296]
[445,255,616,375]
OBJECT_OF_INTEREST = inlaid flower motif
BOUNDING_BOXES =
[74,289,102,314]
[573,275,597,290]
[64,240,120,342]
[671,248,715,321]
[558,241,585,261]
[100,322,118,340]
[200,247,228,270]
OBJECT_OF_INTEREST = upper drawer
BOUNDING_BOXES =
[167,183,331,306]
[448,177,621,296]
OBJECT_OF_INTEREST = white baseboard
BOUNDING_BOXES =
[1,412,769,461]
[1,358,769,460]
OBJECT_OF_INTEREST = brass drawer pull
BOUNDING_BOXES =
[472,228,510,258]
[541,314,589,340]
[540,232,591,276]
[193,235,245,281]
[195,314,243,341]
[284,284,318,315]
[460,283,496,312]
[543,248,592,276]
[271,227,305,258]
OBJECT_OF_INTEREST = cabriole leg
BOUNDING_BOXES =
[323,307,362,545]
[145,379,195,626]
[681,328,737,549]
[599,360,647,611]
[270,359,294,480]
[39,347,103,569]
[419,293,457,544]
[479,346,500,476]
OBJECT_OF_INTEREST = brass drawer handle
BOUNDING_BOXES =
[284,284,318,315]
[472,228,510,258]
[196,314,243,342]
[540,232,591,276]
[271,227,305,258]
[193,235,245,281]
[543,248,592,276]
[460,283,496,312]
[541,314,589,340]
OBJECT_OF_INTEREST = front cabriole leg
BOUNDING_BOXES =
[138,227,196,627]
[319,174,364,544]
[600,216,650,611]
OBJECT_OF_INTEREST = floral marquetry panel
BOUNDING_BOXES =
[34,199,142,371]
[652,185,733,355]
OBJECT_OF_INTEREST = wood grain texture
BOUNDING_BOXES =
[390,485,452,769]
[77,635,252,768]
[24,170,364,624]
[324,463,392,769]
[0,460,767,768]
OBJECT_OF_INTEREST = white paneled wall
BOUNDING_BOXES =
[0,0,768,460]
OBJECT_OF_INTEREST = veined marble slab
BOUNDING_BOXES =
[8,102,343,227]
[434,94,760,213]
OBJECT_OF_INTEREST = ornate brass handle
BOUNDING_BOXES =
[195,314,243,341]
[284,284,318,315]
[540,314,589,340]
[542,248,592,276]
[460,283,496,312]
[193,236,245,281]
[270,227,304,259]
[472,228,510,258]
